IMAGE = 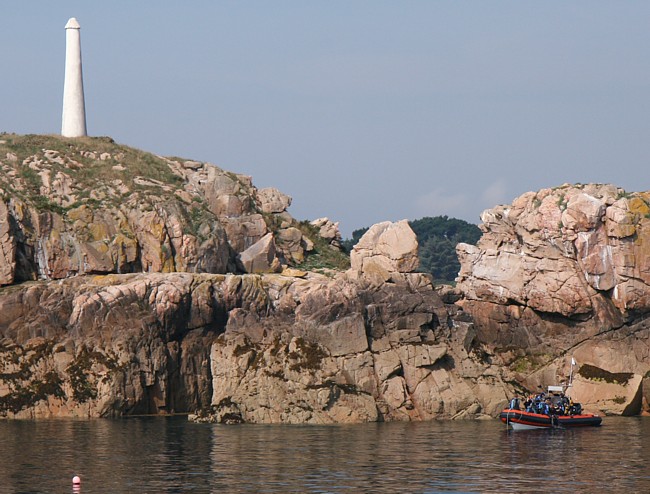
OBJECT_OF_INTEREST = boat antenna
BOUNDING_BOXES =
[567,356,576,396]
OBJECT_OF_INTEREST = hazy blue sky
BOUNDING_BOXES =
[3,2,650,236]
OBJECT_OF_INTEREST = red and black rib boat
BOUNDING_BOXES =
[500,409,602,430]
[501,383,602,430]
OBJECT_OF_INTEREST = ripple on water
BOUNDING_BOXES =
[0,416,648,493]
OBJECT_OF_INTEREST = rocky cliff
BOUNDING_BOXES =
[456,184,650,415]
[0,134,347,285]
[0,134,511,422]
[0,222,510,422]
[2,134,648,422]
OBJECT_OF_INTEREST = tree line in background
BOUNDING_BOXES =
[341,216,482,285]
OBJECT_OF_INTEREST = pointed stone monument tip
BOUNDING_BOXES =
[65,18,81,29]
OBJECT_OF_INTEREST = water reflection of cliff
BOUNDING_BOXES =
[0,417,649,492]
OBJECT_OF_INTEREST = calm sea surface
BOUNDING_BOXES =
[0,416,648,493]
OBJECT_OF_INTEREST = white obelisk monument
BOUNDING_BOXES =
[61,17,87,137]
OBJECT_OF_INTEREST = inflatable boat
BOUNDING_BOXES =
[500,408,602,430]
[501,381,602,430]
[501,359,603,430]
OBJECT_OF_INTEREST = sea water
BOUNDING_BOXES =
[0,416,648,493]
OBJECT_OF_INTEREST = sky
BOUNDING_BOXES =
[3,2,650,237]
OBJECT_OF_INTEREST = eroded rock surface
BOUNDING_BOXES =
[4,136,650,422]
[0,270,511,422]
[456,184,650,415]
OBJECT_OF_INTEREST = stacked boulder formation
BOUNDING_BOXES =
[456,184,650,415]
[195,219,510,424]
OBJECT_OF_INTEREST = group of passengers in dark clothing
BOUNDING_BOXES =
[509,392,582,416]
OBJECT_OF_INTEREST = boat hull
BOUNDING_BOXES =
[500,409,602,430]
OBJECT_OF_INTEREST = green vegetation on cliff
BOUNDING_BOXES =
[410,216,481,283]
[1,134,185,204]
[295,221,350,272]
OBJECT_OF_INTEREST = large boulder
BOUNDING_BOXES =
[275,227,306,264]
[350,220,419,284]
[257,187,291,214]
[311,217,342,248]
[237,233,282,274]
[199,167,256,218]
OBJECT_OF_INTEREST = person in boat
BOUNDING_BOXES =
[568,400,582,416]
[524,396,532,411]
[556,394,569,415]
[509,397,521,410]
[527,394,535,412]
